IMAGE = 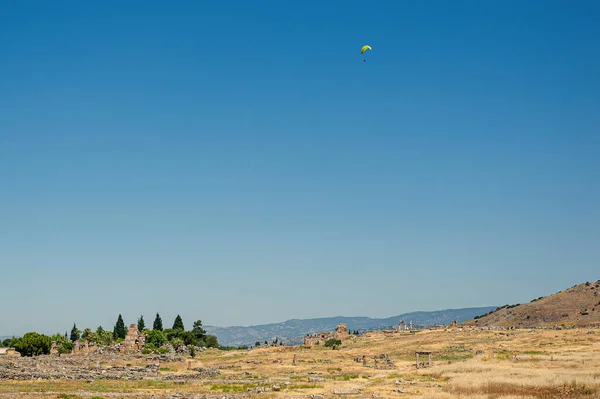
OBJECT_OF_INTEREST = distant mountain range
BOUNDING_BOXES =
[204,307,497,347]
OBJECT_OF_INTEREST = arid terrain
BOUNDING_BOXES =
[464,281,600,329]
[1,326,599,399]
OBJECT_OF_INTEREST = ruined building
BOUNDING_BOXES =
[304,323,349,346]
[71,339,96,354]
[0,348,19,357]
[120,324,146,353]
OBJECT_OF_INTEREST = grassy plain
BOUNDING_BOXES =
[1,327,599,399]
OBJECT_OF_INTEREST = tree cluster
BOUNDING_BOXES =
[142,313,219,353]
[4,312,220,357]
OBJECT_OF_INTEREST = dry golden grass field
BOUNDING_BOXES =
[1,328,599,399]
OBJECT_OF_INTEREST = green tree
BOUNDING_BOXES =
[113,314,126,340]
[190,346,196,358]
[12,332,52,357]
[1,337,15,347]
[153,313,163,331]
[57,341,74,356]
[255,341,260,347]
[162,328,180,342]
[179,331,198,347]
[192,320,206,341]
[51,333,68,345]
[145,330,167,348]
[138,315,145,331]
[81,328,93,341]
[205,334,219,348]
[324,338,342,350]
[70,323,80,342]
[93,326,113,346]
[172,314,185,331]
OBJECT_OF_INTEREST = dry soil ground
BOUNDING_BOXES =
[1,328,599,399]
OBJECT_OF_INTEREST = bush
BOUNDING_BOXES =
[205,335,219,348]
[179,331,198,347]
[171,338,185,350]
[145,330,167,348]
[57,341,74,355]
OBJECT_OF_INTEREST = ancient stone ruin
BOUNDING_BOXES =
[0,354,220,382]
[71,339,97,354]
[304,323,349,346]
[415,351,433,368]
[0,348,19,357]
[373,353,395,369]
[120,323,146,353]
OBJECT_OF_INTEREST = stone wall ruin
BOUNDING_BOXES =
[304,323,349,346]
[120,323,146,353]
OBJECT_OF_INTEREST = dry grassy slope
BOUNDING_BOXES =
[1,328,600,399]
[463,281,600,328]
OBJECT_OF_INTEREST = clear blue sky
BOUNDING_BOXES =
[1,0,599,337]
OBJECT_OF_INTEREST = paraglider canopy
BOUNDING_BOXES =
[361,45,372,62]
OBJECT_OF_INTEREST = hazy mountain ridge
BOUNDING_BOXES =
[204,307,497,347]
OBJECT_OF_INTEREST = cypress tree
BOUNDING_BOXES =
[172,314,184,331]
[70,323,80,342]
[138,315,145,331]
[153,313,163,331]
[114,314,126,339]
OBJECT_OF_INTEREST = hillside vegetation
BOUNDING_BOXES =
[464,280,600,328]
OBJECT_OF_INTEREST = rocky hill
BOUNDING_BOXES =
[204,307,497,347]
[463,280,600,328]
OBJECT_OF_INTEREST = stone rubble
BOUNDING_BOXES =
[0,394,249,399]
[0,354,220,382]
[333,388,361,395]
[373,354,394,369]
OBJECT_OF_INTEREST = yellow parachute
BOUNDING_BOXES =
[361,45,372,54]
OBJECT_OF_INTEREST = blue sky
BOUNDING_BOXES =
[1,0,599,337]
